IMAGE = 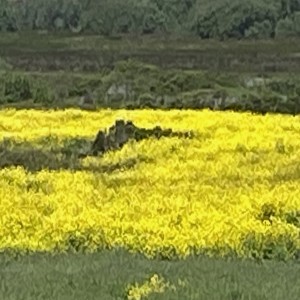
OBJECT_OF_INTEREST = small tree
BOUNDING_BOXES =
[275,17,296,37]
[245,20,273,38]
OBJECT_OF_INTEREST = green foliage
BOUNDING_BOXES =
[189,0,280,39]
[32,82,55,104]
[2,73,31,102]
[0,57,12,71]
[245,20,274,39]
[2,62,300,114]
[275,17,296,37]
[242,232,298,261]
[293,12,300,33]
[2,0,300,38]
[284,210,300,228]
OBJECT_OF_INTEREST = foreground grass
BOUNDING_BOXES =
[0,249,299,300]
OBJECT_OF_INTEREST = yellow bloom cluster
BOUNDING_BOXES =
[126,274,176,300]
[0,108,299,258]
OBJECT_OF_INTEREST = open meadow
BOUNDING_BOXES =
[2,2,300,297]
[0,108,300,299]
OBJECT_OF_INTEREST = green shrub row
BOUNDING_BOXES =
[0,73,55,104]
[1,61,300,115]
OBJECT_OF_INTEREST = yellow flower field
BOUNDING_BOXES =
[0,108,299,259]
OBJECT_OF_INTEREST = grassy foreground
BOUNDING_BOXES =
[0,249,300,300]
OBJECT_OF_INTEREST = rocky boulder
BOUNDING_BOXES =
[83,119,194,157]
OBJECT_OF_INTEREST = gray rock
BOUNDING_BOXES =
[105,83,134,105]
[244,77,268,88]
[78,93,95,106]
[86,120,194,157]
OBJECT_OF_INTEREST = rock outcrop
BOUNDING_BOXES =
[83,119,194,157]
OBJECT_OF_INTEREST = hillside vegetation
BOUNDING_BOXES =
[2,0,300,39]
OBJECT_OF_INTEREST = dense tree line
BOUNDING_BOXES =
[1,0,300,38]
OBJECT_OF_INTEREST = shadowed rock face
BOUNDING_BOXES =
[86,120,194,157]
